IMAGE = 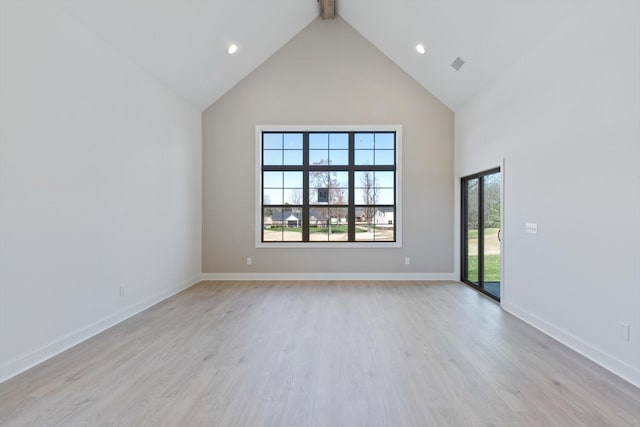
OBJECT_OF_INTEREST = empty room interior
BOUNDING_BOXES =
[1,0,639,425]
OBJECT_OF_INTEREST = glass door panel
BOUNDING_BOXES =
[482,172,501,299]
[462,178,480,286]
[461,168,501,301]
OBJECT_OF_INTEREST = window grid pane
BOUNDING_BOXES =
[262,130,396,243]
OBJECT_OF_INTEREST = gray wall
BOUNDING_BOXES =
[203,17,454,275]
[0,3,202,381]
[455,0,640,386]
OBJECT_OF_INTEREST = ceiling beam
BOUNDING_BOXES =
[320,0,335,19]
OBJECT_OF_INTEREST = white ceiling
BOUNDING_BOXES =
[55,0,587,111]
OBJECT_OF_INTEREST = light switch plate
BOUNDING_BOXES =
[525,223,538,234]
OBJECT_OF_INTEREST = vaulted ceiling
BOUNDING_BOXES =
[55,0,587,112]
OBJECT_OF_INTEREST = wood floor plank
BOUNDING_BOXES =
[1,280,639,426]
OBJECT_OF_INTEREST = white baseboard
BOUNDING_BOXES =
[201,272,455,281]
[0,276,202,384]
[502,300,640,389]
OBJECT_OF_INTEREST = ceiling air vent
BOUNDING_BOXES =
[451,57,465,71]
[320,0,335,19]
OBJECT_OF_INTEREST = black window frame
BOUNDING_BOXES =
[258,128,400,246]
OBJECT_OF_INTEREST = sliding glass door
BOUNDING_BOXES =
[462,168,501,300]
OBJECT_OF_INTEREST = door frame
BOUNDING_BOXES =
[460,166,502,302]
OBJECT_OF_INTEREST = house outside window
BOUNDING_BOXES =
[256,125,402,248]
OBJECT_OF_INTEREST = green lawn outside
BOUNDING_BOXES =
[466,228,499,239]
[267,225,361,234]
[467,254,501,282]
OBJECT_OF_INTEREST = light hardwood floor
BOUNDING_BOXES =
[1,281,639,426]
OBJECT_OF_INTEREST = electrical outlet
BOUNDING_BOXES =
[247,257,252,265]
[404,257,411,265]
[119,284,125,297]
[618,322,630,342]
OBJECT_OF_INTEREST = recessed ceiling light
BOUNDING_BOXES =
[227,44,238,55]
[415,44,426,55]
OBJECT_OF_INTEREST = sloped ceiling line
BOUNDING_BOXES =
[55,0,587,112]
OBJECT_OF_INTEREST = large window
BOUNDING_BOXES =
[256,125,401,247]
